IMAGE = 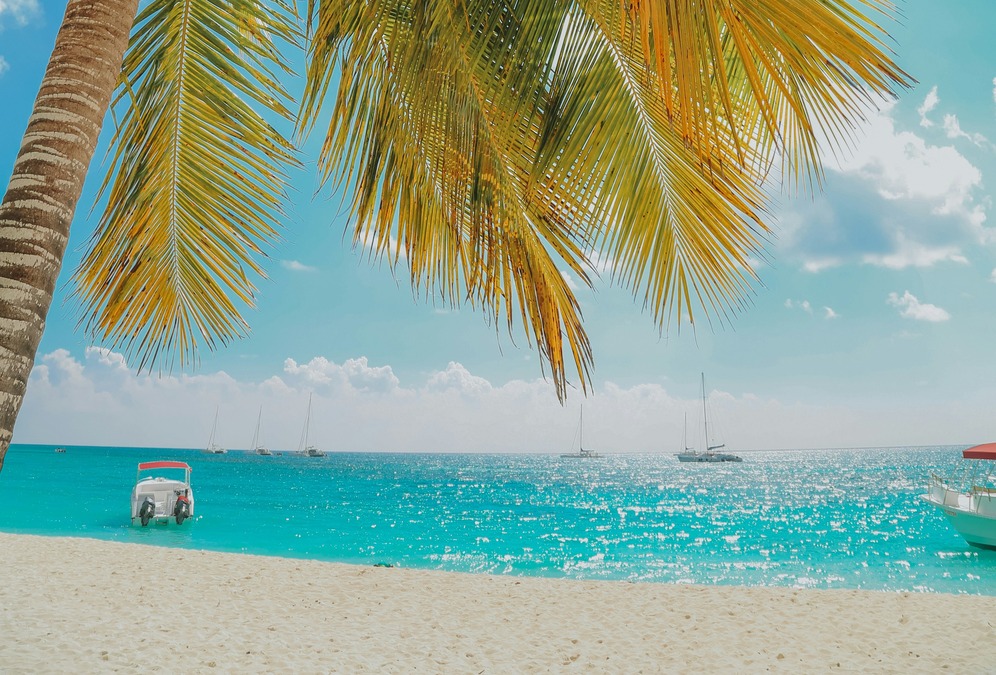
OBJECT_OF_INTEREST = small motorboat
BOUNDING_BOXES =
[921,444,996,549]
[131,461,195,526]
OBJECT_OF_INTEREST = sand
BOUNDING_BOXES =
[1,533,993,673]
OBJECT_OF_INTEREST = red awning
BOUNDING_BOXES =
[963,444,996,460]
[137,461,192,471]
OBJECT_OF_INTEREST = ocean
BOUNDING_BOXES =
[2,444,993,596]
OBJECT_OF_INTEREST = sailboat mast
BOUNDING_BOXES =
[304,393,312,448]
[701,373,709,453]
[209,407,219,446]
[580,405,584,451]
[252,406,262,449]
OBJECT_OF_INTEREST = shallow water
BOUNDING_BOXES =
[2,444,993,595]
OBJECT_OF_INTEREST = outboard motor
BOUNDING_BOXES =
[173,490,190,525]
[139,497,155,527]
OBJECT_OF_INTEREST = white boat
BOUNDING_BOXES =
[130,461,194,526]
[921,443,996,550]
[204,407,227,454]
[298,393,326,457]
[561,406,600,458]
[676,373,742,463]
[250,406,272,455]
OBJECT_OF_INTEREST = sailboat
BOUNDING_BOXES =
[250,406,272,455]
[204,407,227,454]
[560,406,601,458]
[298,393,325,457]
[676,374,742,463]
[679,413,693,455]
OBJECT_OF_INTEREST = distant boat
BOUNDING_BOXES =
[250,406,272,456]
[204,407,227,454]
[678,413,692,455]
[298,393,325,457]
[676,373,742,463]
[561,406,601,458]
[54,447,66,454]
[921,443,996,549]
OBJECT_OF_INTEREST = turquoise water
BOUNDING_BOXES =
[2,444,993,595]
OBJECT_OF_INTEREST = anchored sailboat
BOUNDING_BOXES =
[298,393,325,457]
[561,406,601,458]
[251,406,272,455]
[204,407,226,454]
[676,374,742,463]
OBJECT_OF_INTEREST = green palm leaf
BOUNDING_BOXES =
[74,0,300,369]
[301,0,909,397]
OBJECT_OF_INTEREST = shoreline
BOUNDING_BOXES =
[2,533,994,672]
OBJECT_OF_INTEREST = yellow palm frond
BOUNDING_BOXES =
[302,0,593,396]
[299,0,910,398]
[74,0,300,370]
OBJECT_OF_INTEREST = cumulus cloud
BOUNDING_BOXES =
[280,260,317,273]
[917,86,938,127]
[18,346,996,451]
[283,355,399,393]
[425,361,493,396]
[0,56,8,77]
[823,307,838,319]
[886,290,950,322]
[16,348,571,452]
[0,0,38,26]
[777,102,987,273]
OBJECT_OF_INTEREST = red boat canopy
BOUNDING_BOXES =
[137,461,192,471]
[963,444,996,460]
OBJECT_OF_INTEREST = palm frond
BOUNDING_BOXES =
[74,0,300,370]
[303,0,593,396]
[299,0,910,396]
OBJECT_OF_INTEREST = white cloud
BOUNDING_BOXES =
[784,299,813,314]
[992,77,996,107]
[18,346,996,452]
[425,361,493,396]
[832,107,984,227]
[785,299,838,320]
[917,86,938,127]
[0,0,39,26]
[778,102,988,273]
[280,260,318,273]
[283,355,399,393]
[860,235,968,270]
[886,290,950,322]
[0,56,8,77]
[942,114,992,149]
[561,270,579,291]
[990,268,996,283]
[86,346,129,371]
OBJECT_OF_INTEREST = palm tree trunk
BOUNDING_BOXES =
[0,0,138,472]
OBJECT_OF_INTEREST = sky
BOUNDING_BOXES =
[1,1,995,453]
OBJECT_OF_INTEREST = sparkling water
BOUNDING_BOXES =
[2,444,993,595]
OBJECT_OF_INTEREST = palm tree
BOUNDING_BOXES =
[0,0,911,471]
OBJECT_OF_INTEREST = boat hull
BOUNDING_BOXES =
[131,464,194,526]
[921,493,996,550]
[676,452,742,463]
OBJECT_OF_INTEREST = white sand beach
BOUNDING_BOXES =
[1,532,994,673]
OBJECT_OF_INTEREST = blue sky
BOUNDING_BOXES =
[1,1,995,453]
